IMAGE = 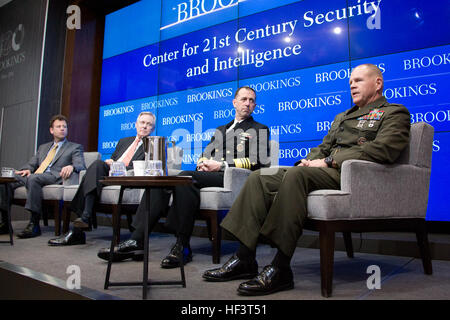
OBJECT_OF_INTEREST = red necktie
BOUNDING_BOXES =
[122,138,140,167]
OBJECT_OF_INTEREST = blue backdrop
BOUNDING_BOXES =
[98,0,450,221]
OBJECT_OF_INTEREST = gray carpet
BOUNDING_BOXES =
[1,220,450,300]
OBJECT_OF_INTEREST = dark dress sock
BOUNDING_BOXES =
[30,211,40,225]
[177,234,191,249]
[271,249,292,269]
[236,242,256,262]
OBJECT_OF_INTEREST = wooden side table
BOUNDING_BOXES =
[0,177,15,245]
[100,175,193,299]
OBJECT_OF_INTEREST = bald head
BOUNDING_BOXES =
[358,63,382,76]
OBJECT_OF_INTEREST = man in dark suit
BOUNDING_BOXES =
[97,86,271,268]
[48,111,156,246]
[0,115,85,238]
[202,64,411,296]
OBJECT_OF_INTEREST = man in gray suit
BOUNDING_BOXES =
[0,115,85,239]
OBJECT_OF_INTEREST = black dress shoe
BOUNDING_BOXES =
[160,242,192,269]
[97,239,144,262]
[48,230,86,246]
[0,222,9,235]
[17,223,41,239]
[202,255,258,282]
[237,265,294,296]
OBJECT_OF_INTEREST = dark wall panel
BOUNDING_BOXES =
[0,0,47,168]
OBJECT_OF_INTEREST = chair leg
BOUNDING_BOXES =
[42,209,49,227]
[126,212,133,232]
[201,210,222,264]
[209,211,222,264]
[213,224,222,265]
[416,221,433,275]
[342,232,354,258]
[205,217,213,241]
[319,223,335,298]
[53,200,62,236]
[62,202,71,234]
[112,205,121,245]
[92,210,98,229]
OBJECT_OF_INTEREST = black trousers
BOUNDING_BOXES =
[130,170,224,241]
[70,160,109,217]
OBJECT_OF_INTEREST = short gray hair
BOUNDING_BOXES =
[137,111,155,123]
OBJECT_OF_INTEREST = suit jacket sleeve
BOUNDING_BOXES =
[302,113,343,163]
[71,143,86,173]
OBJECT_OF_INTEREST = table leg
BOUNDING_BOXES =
[180,249,186,287]
[104,186,125,289]
[0,182,13,245]
[143,187,150,299]
[7,204,13,245]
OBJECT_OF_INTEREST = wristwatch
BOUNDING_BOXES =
[220,161,227,171]
[324,156,334,168]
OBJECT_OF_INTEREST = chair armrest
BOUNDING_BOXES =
[340,159,429,193]
[340,159,431,217]
[77,170,87,183]
[223,167,252,200]
[168,168,182,176]
[63,171,80,186]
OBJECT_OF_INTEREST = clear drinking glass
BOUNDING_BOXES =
[109,162,127,176]
[1,167,14,177]
[144,160,163,176]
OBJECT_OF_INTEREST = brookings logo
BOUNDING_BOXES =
[161,0,245,30]
[0,24,25,72]
[162,0,381,31]
[0,24,24,57]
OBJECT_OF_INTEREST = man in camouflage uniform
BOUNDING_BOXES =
[202,63,411,296]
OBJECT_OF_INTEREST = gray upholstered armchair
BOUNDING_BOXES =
[304,121,434,297]
[12,151,94,236]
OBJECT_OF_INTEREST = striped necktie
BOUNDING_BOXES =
[35,144,58,174]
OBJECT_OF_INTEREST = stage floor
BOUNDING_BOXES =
[1,220,450,300]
